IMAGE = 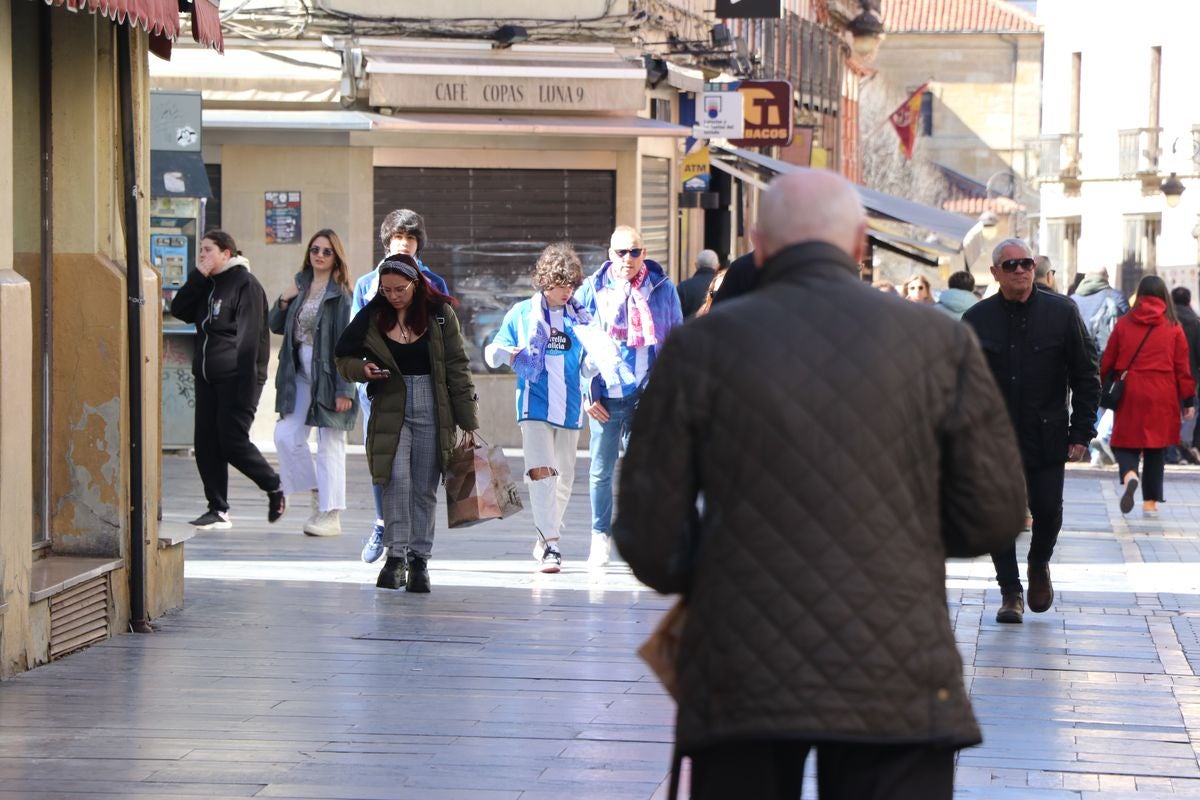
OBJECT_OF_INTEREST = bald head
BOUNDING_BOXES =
[753,170,867,261]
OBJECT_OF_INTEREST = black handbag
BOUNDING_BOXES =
[1100,327,1153,410]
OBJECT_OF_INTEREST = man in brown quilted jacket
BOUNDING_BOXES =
[613,169,1027,800]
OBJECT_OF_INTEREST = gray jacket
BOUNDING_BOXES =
[269,271,358,431]
[614,241,1026,755]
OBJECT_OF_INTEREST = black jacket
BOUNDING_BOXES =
[676,267,718,318]
[615,241,1026,754]
[170,261,270,406]
[962,287,1100,467]
[1176,303,1200,386]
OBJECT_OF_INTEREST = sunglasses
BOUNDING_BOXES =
[613,248,644,258]
[998,258,1036,273]
[309,246,334,258]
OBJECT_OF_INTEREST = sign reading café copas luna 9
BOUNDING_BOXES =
[369,73,646,113]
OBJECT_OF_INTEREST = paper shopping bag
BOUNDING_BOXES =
[444,432,502,528]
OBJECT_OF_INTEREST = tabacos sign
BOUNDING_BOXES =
[729,80,793,148]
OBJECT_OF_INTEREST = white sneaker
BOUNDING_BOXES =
[539,548,562,574]
[586,532,611,567]
[303,510,342,537]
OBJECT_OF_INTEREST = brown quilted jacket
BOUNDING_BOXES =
[614,242,1026,754]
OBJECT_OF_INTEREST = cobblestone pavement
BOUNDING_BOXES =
[3,454,1200,798]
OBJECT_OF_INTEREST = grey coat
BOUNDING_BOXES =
[614,241,1026,755]
[268,271,357,431]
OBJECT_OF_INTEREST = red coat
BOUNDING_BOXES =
[1101,296,1196,448]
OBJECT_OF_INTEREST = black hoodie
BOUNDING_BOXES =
[170,259,269,406]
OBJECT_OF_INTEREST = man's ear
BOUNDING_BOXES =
[751,228,766,267]
[849,221,868,265]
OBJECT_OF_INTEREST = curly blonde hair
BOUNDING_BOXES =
[532,242,583,292]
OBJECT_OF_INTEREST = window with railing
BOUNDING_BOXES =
[1030,134,1082,179]
[736,11,842,116]
[1118,127,1161,176]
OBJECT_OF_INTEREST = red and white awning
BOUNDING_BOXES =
[43,0,223,57]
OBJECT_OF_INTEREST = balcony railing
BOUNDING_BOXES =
[1027,133,1082,181]
[1118,127,1161,177]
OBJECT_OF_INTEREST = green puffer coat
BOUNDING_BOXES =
[269,271,357,431]
[335,299,478,484]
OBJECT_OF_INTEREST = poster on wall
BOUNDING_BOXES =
[265,191,301,244]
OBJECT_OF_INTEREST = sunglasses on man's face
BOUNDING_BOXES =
[613,248,644,259]
[309,246,334,258]
[998,257,1036,273]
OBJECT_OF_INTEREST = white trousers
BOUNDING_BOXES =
[273,344,347,512]
[519,420,580,542]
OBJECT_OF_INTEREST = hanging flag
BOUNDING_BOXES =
[889,82,929,161]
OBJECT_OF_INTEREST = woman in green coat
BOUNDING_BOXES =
[335,254,478,592]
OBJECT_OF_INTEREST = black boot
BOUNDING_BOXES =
[376,555,406,590]
[406,555,431,593]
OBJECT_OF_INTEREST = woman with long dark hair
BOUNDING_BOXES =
[269,228,358,537]
[335,253,478,592]
[170,230,285,529]
[1101,274,1196,515]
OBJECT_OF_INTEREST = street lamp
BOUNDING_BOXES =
[1161,172,1186,208]
[848,0,885,59]
[979,211,1000,241]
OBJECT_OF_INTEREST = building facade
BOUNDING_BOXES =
[1036,0,1199,295]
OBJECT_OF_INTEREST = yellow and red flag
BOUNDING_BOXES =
[888,83,929,161]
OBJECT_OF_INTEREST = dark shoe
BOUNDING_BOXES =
[996,591,1024,624]
[376,555,407,590]
[1027,561,1054,613]
[406,556,431,593]
[189,510,231,530]
[1183,446,1200,465]
[1120,476,1139,514]
[268,489,287,523]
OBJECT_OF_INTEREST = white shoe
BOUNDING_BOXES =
[586,532,611,567]
[304,510,342,537]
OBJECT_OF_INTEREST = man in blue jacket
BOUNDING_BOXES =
[575,225,683,566]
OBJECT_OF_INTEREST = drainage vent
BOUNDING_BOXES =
[49,575,110,659]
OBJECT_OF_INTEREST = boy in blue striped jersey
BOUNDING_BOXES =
[487,243,629,571]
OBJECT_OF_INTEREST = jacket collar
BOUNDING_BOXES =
[758,241,860,286]
[295,269,343,301]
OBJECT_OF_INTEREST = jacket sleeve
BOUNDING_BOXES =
[235,282,269,406]
[1099,320,1120,377]
[268,278,297,334]
[660,280,684,338]
[440,306,479,431]
[333,295,355,399]
[1065,302,1101,446]
[939,325,1027,558]
[335,304,374,383]
[612,333,698,595]
[169,269,208,323]
[1174,324,1197,405]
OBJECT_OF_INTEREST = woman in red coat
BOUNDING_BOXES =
[1101,275,1196,515]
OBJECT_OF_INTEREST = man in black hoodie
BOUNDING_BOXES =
[171,230,285,529]
[1170,287,1200,464]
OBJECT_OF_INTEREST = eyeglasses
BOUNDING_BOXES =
[998,258,1036,273]
[613,248,644,258]
[380,281,414,295]
[309,246,334,258]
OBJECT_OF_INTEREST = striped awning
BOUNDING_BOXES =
[43,0,223,56]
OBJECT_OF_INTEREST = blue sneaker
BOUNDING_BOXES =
[361,520,385,564]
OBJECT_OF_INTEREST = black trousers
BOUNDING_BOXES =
[688,739,954,800]
[1115,447,1165,502]
[992,460,1064,594]
[194,377,279,513]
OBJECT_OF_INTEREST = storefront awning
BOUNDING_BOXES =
[711,145,976,244]
[150,150,212,199]
[203,109,691,139]
[43,0,223,55]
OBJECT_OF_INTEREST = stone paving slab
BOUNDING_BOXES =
[5,456,1200,797]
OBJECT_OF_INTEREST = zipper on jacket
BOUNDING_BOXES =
[201,275,215,382]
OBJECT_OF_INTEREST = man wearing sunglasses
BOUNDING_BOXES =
[575,225,683,566]
[962,238,1101,625]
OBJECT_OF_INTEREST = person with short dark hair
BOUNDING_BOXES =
[1171,286,1200,463]
[170,230,285,530]
[962,238,1101,624]
[935,270,978,320]
[1102,275,1197,515]
[616,169,1025,800]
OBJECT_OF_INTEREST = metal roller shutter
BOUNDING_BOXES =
[640,156,672,273]
[374,167,616,372]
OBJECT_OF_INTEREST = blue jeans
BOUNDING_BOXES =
[588,394,639,535]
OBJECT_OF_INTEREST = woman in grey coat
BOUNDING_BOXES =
[269,229,358,536]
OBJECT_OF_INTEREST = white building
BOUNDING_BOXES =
[1036,0,1200,295]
